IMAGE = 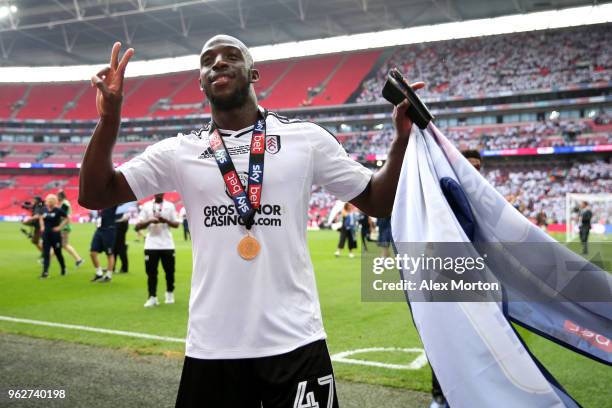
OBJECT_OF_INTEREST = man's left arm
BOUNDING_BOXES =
[351,82,424,217]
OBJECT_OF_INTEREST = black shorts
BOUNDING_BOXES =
[90,227,116,255]
[176,339,339,408]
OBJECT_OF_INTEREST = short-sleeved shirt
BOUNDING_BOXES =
[118,108,372,359]
[60,200,72,232]
[138,200,178,250]
[41,207,67,232]
[97,206,118,229]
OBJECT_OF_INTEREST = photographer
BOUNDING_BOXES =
[21,196,45,257]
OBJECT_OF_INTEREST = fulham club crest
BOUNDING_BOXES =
[265,135,281,154]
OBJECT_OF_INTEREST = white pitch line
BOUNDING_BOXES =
[0,316,427,370]
[0,315,185,343]
[331,347,428,370]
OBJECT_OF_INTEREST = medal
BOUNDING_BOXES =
[237,234,260,260]
[208,110,267,260]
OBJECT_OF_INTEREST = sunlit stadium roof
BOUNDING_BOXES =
[0,0,609,66]
[1,3,611,83]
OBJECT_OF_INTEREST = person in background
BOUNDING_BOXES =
[179,205,190,241]
[376,216,392,258]
[358,210,375,252]
[536,210,548,231]
[135,193,180,307]
[39,194,68,278]
[22,196,45,259]
[461,149,482,172]
[90,206,118,283]
[335,203,358,258]
[579,201,592,254]
[57,190,84,267]
[113,201,137,273]
[133,204,145,242]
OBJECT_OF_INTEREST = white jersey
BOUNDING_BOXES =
[139,199,177,250]
[118,109,372,359]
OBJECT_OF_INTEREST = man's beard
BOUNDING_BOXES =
[205,82,250,111]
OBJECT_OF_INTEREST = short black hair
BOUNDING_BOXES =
[462,149,481,161]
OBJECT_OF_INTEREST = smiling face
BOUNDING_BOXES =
[199,35,259,111]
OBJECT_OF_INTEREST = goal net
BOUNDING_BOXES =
[565,193,612,242]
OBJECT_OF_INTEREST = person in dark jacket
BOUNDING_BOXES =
[39,194,68,278]
[579,201,593,254]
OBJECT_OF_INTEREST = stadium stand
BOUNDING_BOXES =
[0,84,28,118]
[0,51,377,121]
[356,23,611,102]
[15,83,83,120]
[63,86,99,120]
[1,24,608,122]
[308,51,381,106]
[305,158,612,227]
[487,159,611,225]
[1,23,610,236]
[262,54,344,108]
[336,118,611,156]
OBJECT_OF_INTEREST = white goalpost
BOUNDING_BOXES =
[565,193,612,242]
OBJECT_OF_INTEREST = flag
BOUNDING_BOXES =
[390,123,611,408]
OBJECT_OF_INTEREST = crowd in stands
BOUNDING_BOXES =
[336,118,610,157]
[304,159,611,228]
[487,160,611,225]
[447,119,610,151]
[1,115,609,165]
[357,24,611,102]
[308,186,338,228]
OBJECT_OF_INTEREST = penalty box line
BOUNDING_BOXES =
[0,315,185,343]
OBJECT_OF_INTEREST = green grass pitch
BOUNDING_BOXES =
[0,223,610,406]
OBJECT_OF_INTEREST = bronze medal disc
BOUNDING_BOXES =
[238,235,260,260]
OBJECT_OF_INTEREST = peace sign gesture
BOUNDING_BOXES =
[91,42,134,118]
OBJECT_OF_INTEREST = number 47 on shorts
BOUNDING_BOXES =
[293,374,336,408]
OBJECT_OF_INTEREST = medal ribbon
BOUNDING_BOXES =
[208,113,265,230]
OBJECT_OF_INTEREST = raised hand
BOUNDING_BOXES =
[392,81,426,141]
[91,42,134,118]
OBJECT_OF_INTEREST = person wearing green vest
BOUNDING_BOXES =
[58,190,85,267]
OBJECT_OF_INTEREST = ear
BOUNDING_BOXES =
[199,78,204,91]
[249,68,260,84]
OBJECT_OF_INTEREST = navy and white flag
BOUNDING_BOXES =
[390,123,611,408]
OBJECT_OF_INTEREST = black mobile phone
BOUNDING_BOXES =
[381,68,433,130]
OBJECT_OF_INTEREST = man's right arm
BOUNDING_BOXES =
[78,42,135,210]
[79,117,136,209]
